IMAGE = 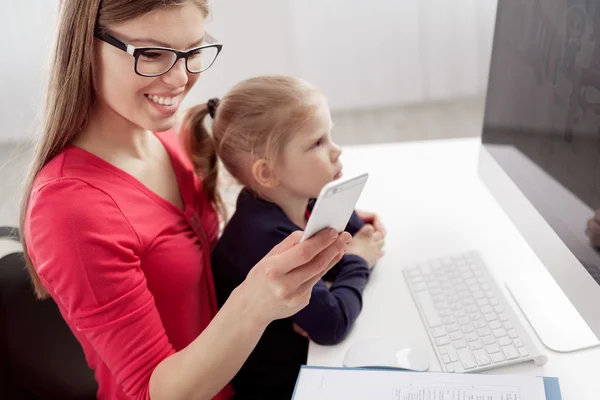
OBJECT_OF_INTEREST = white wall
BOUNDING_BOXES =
[1,0,497,142]
[1,1,58,143]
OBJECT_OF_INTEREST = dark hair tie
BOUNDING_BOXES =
[207,98,220,119]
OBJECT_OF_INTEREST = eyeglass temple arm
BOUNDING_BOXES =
[95,31,133,55]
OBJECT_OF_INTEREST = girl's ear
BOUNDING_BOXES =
[251,158,279,188]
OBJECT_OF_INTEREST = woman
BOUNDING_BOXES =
[20,1,352,399]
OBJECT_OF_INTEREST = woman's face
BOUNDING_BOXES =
[94,3,205,133]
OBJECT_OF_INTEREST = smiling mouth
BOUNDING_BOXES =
[145,94,179,106]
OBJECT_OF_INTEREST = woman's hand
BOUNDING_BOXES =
[356,209,387,237]
[347,224,385,268]
[236,228,352,327]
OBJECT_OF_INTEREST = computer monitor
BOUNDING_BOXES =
[478,0,600,352]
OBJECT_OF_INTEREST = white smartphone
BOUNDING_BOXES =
[301,172,369,242]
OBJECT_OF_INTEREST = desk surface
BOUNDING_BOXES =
[307,137,600,398]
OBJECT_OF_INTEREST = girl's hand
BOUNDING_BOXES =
[237,229,352,327]
[356,210,387,237]
[347,224,385,268]
[587,209,600,248]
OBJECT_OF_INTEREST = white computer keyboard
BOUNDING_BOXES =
[403,251,546,373]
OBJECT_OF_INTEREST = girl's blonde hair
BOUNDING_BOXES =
[181,75,324,199]
[20,0,210,299]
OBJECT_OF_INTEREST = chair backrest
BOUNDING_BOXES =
[0,227,97,399]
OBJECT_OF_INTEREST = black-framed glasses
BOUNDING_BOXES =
[94,30,223,77]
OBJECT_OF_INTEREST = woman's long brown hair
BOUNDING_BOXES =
[20,0,209,299]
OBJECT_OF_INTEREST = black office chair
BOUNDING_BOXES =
[0,227,97,399]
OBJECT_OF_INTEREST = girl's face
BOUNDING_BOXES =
[93,3,205,133]
[276,96,343,199]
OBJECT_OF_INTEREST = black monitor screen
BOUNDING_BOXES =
[481,0,600,282]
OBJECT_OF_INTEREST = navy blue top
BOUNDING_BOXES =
[212,189,371,399]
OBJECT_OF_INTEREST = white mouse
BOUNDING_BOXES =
[343,338,430,371]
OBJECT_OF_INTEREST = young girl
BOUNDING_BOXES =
[181,75,386,399]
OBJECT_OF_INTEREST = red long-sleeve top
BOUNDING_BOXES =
[25,130,234,400]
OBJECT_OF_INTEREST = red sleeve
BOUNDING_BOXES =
[27,179,175,400]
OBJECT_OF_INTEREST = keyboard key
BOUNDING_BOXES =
[465,278,477,286]
[441,282,452,290]
[462,271,474,279]
[474,320,487,329]
[436,301,449,310]
[486,291,495,298]
[477,298,490,307]
[442,354,451,364]
[508,330,518,339]
[448,294,460,303]
[502,345,520,360]
[458,317,471,326]
[480,305,493,314]
[452,278,463,285]
[469,341,483,350]
[468,284,481,293]
[416,292,443,327]
[503,321,513,330]
[469,312,483,321]
[463,298,476,306]
[431,327,446,338]
[446,323,460,332]
[474,270,483,278]
[454,309,467,318]
[454,339,468,349]
[481,284,491,291]
[457,348,476,369]
[494,305,504,313]
[431,261,442,270]
[484,313,498,322]
[450,302,463,311]
[433,294,445,302]
[436,336,450,346]
[490,352,506,363]
[490,298,500,306]
[406,267,421,277]
[499,313,509,322]
[465,332,479,342]
[518,347,529,357]
[481,335,495,345]
[450,331,464,341]
[458,291,471,299]
[443,316,456,325]
[459,265,470,273]
[485,343,501,354]
[462,325,475,334]
[430,288,443,296]
[466,305,478,313]
[513,338,524,348]
[440,309,453,317]
[473,291,484,299]
[456,284,468,292]
[473,349,491,366]
[439,346,448,355]
[478,277,486,284]
[449,351,458,363]
[493,328,508,338]
[489,321,502,330]
[477,327,492,337]
[498,337,512,347]
[421,264,432,275]
[444,289,457,297]
[445,364,455,372]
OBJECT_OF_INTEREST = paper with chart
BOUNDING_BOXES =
[292,367,548,400]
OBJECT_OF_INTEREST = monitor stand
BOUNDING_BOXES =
[506,267,600,352]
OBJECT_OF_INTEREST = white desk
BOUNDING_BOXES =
[308,138,600,398]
